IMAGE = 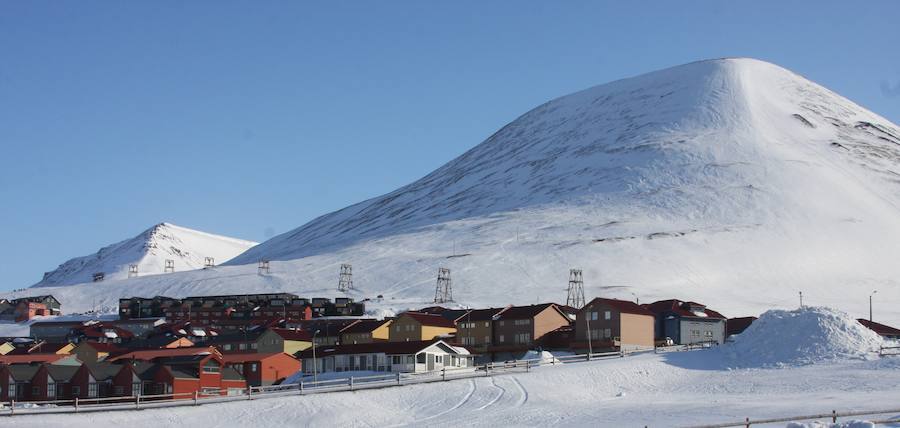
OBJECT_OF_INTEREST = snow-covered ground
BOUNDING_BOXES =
[4,352,898,427]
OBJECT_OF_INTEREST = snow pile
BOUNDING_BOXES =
[723,306,883,367]
[521,350,559,364]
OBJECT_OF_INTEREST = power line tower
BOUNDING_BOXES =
[204,257,215,268]
[434,268,453,303]
[258,260,270,275]
[164,259,175,273]
[566,269,585,308]
[338,264,353,292]
[128,264,138,278]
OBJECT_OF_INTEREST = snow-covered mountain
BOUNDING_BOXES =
[31,223,257,288]
[9,58,900,325]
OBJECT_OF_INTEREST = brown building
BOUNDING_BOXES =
[454,307,508,352]
[389,312,457,342]
[491,303,571,353]
[573,298,655,352]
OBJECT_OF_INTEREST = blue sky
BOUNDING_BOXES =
[1,2,898,290]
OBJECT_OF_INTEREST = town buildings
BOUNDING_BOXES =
[643,300,727,345]
[573,298,655,352]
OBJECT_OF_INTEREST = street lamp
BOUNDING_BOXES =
[312,329,320,385]
[870,290,878,322]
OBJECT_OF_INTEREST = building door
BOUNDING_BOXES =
[427,353,435,371]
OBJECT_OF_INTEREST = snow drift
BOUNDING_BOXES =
[32,223,257,288]
[723,306,883,368]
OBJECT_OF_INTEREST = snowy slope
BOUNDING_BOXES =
[31,223,257,288]
[6,58,900,326]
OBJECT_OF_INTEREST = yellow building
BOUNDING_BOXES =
[389,312,456,342]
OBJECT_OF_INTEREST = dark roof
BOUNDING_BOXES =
[340,320,390,335]
[221,366,244,381]
[84,362,123,380]
[221,353,293,363]
[495,303,566,320]
[7,342,71,355]
[858,319,900,337]
[47,364,80,381]
[293,319,363,336]
[399,312,456,328]
[583,298,655,317]
[436,309,472,322]
[269,328,312,341]
[726,317,758,336]
[456,308,508,322]
[297,340,458,359]
[7,364,41,381]
[643,300,726,320]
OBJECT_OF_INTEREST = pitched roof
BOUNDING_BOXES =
[221,366,244,381]
[297,339,461,359]
[495,303,567,320]
[340,320,391,335]
[84,362,122,380]
[0,354,70,364]
[858,319,900,337]
[643,299,726,320]
[583,298,655,317]
[47,364,80,381]
[456,308,508,322]
[109,346,221,362]
[220,353,293,363]
[269,328,312,341]
[399,312,456,328]
[7,364,41,381]
[726,317,758,336]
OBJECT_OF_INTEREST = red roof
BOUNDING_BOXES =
[399,312,456,328]
[858,319,900,337]
[109,346,221,362]
[643,299,726,320]
[75,324,136,339]
[0,354,71,364]
[583,298,655,316]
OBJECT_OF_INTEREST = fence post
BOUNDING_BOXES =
[745,416,750,428]
[194,390,199,405]
[832,410,837,423]
[135,394,140,409]
[299,381,303,395]
[442,367,446,381]
[349,377,354,390]
[247,386,252,400]
[526,360,531,372]
[396,372,401,385]
[74,397,78,413]
[9,400,13,416]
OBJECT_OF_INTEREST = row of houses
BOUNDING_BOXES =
[0,295,62,322]
[118,293,365,324]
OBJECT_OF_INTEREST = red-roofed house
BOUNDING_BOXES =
[389,312,457,342]
[221,353,300,386]
[491,304,572,355]
[574,298,655,352]
[858,319,900,340]
[643,299,727,345]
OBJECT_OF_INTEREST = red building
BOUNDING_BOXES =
[221,353,300,386]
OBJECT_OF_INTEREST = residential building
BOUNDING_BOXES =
[573,298,655,352]
[726,316,758,337]
[298,339,472,375]
[491,303,571,353]
[221,353,300,386]
[340,319,392,345]
[389,312,457,342]
[453,308,508,352]
[858,319,900,340]
[259,328,312,354]
[643,299,727,345]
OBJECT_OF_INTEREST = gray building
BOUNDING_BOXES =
[643,299,727,345]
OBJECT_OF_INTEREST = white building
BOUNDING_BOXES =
[298,339,472,375]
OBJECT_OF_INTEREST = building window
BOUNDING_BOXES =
[416,353,426,364]
[484,322,489,328]
[590,311,598,321]
[604,328,611,338]
[223,344,233,351]
[250,363,258,372]
[132,383,141,397]
[604,311,611,320]
[203,360,221,373]
[48,382,56,398]
[391,356,401,365]
[499,335,505,343]
[88,383,98,398]
[239,343,248,350]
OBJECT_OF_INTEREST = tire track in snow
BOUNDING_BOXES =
[511,377,529,407]
[391,378,477,427]
[476,377,506,410]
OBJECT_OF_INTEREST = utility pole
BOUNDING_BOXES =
[338,264,353,293]
[312,330,320,385]
[585,305,593,357]
[870,290,878,322]
[566,269,585,308]
[434,268,452,303]
[799,291,803,308]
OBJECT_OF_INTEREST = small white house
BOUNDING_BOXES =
[298,339,472,375]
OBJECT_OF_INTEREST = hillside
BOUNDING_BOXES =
[31,223,257,288]
[7,58,900,325]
